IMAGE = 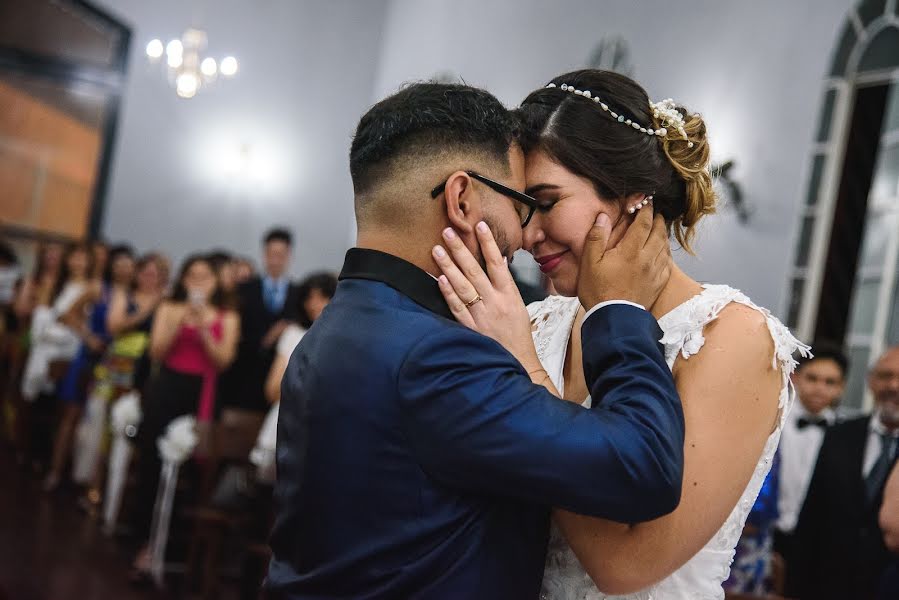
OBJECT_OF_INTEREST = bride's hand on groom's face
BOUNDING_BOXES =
[577,205,672,310]
[432,223,540,371]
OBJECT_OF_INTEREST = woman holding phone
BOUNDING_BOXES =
[129,254,239,581]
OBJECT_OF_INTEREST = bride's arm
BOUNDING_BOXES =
[559,303,783,595]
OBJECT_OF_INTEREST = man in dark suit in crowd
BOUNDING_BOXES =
[219,228,300,413]
[790,345,899,599]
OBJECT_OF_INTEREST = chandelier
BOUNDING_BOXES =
[145,28,237,99]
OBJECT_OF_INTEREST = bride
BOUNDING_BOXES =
[432,69,809,599]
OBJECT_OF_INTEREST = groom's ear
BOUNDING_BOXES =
[443,171,477,235]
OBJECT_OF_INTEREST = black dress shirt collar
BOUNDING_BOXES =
[339,248,454,321]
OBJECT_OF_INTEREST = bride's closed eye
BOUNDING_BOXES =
[526,183,562,214]
[531,192,561,213]
[536,199,558,213]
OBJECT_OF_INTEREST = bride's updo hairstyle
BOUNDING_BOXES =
[517,69,716,253]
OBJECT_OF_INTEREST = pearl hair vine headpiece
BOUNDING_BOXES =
[546,83,694,148]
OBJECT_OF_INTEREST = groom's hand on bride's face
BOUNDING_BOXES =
[577,206,672,310]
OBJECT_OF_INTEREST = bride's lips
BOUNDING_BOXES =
[535,250,568,274]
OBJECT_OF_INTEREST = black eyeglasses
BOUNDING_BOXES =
[430,170,540,227]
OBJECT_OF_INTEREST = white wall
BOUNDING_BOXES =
[372,0,855,316]
[96,0,388,277]
[96,0,858,316]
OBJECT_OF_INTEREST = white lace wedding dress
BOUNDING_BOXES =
[530,284,809,600]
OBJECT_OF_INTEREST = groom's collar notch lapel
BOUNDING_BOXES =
[339,248,454,321]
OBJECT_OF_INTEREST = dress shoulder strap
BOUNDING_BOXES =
[660,284,810,372]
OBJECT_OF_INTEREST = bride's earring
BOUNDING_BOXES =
[627,194,654,215]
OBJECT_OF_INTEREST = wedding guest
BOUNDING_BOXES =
[43,245,136,491]
[19,244,92,467]
[208,249,237,297]
[218,228,299,414]
[295,272,335,327]
[130,254,239,582]
[8,242,64,461]
[20,244,93,403]
[775,343,848,566]
[233,257,255,285]
[81,252,167,508]
[263,272,337,406]
[12,241,65,324]
[104,253,167,392]
[790,346,899,599]
[250,273,337,485]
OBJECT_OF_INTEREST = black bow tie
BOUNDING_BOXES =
[797,416,829,430]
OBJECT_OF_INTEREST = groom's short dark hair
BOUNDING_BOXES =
[350,83,519,202]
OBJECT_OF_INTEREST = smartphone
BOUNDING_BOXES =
[189,289,206,306]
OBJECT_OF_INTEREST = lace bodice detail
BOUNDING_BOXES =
[528,285,810,600]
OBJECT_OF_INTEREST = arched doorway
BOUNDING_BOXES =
[788,0,899,409]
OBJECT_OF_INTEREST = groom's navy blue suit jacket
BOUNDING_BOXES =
[266,248,684,599]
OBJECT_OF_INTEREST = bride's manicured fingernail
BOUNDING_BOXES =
[433,245,446,258]
[443,228,456,240]
[477,221,489,233]
[438,275,448,285]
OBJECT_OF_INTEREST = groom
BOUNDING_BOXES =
[266,83,684,599]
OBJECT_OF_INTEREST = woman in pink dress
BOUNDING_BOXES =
[130,254,239,581]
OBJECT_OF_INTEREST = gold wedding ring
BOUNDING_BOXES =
[464,294,483,308]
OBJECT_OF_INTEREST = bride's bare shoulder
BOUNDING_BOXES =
[678,300,776,382]
[710,301,771,339]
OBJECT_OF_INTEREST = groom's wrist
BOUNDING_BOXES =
[583,300,646,322]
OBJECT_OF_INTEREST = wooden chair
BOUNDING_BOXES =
[186,408,265,599]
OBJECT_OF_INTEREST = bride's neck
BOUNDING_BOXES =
[648,263,703,321]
